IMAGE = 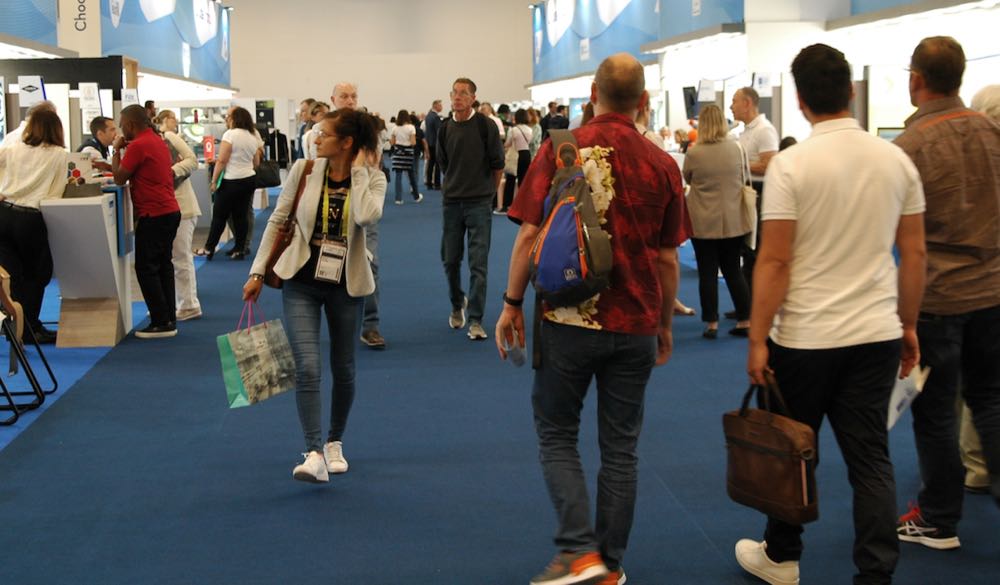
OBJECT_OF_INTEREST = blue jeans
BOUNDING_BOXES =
[532,321,656,571]
[441,198,493,324]
[282,279,361,453]
[394,168,419,202]
[912,304,1000,530]
[361,222,380,333]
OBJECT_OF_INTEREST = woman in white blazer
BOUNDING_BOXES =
[243,109,385,483]
[155,111,203,321]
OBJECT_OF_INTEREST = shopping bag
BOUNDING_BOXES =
[887,365,930,430]
[216,303,296,408]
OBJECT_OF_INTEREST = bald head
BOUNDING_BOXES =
[332,82,358,110]
[593,53,646,114]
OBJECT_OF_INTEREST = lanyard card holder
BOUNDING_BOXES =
[314,237,347,283]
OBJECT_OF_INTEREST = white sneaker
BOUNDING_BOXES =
[176,307,202,321]
[292,451,329,483]
[735,539,799,585]
[414,193,424,203]
[467,321,487,340]
[449,296,467,329]
[323,441,349,474]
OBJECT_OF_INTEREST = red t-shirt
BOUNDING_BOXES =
[509,112,690,335]
[120,128,180,218]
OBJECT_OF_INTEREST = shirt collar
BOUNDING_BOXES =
[809,117,863,138]
[587,112,641,129]
[746,113,767,130]
[904,96,966,128]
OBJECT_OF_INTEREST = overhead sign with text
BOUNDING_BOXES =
[101,0,231,87]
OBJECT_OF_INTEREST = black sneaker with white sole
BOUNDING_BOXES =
[135,323,177,339]
[897,504,961,550]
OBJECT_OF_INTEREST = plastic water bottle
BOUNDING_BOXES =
[505,339,526,368]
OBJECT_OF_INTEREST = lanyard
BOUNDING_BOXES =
[321,177,350,238]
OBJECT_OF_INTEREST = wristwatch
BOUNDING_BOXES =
[502,292,523,307]
[250,274,264,282]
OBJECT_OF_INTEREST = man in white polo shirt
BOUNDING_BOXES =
[736,43,927,585]
[731,86,779,307]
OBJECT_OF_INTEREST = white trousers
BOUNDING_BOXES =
[172,217,201,312]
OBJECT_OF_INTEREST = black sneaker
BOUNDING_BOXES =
[25,325,57,345]
[897,503,961,550]
[135,323,177,339]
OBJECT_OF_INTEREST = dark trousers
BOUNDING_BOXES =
[204,176,256,253]
[227,200,256,254]
[425,145,441,188]
[912,305,1000,529]
[740,181,765,296]
[441,199,492,324]
[361,222,380,333]
[135,211,181,327]
[691,236,750,322]
[533,322,656,572]
[500,150,530,211]
[0,205,53,329]
[764,338,901,585]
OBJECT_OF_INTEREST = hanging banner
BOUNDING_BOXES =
[58,0,102,57]
[17,76,47,108]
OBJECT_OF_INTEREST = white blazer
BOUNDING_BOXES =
[251,158,386,297]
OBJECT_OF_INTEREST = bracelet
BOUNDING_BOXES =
[502,292,523,307]
[250,274,264,282]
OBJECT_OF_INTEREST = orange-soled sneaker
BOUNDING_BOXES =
[597,567,626,585]
[530,551,608,585]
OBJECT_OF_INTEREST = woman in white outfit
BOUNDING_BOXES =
[155,111,202,320]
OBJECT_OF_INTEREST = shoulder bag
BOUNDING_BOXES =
[263,160,314,289]
[723,374,818,525]
[735,142,758,250]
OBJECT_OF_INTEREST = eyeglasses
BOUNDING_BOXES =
[314,128,335,140]
[450,90,473,98]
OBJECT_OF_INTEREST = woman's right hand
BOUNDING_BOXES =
[243,277,263,302]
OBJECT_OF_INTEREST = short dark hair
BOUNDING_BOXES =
[23,110,64,148]
[229,106,255,132]
[791,44,852,115]
[144,100,155,108]
[120,104,152,130]
[89,116,113,137]
[453,77,477,94]
[779,136,798,151]
[514,108,529,125]
[323,110,378,157]
[738,87,760,107]
[910,36,965,95]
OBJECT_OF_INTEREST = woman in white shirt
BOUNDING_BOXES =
[196,107,261,260]
[0,110,68,343]
[389,110,422,204]
[242,109,386,483]
[498,108,533,213]
[302,102,330,161]
[155,111,203,320]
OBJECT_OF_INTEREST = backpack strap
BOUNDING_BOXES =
[548,130,604,242]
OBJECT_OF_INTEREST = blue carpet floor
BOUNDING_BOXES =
[0,187,996,584]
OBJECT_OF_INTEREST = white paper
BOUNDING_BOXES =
[17,76,46,107]
[888,365,930,430]
[79,82,101,111]
[698,79,716,102]
[121,89,140,107]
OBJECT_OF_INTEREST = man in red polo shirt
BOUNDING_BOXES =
[112,104,181,339]
[495,53,689,585]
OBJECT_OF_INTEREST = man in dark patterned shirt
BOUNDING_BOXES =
[495,53,689,585]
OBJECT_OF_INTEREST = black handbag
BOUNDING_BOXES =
[255,160,282,188]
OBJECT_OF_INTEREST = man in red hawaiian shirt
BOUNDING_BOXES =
[495,53,689,585]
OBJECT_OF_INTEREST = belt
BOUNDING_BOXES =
[0,200,41,213]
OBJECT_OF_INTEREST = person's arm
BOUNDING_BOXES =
[749,150,776,176]
[895,213,927,378]
[351,151,386,227]
[111,136,133,185]
[487,123,505,190]
[409,127,417,147]
[253,146,263,170]
[494,221,540,358]
[656,247,680,365]
[211,140,233,192]
[746,219,795,384]
[167,133,198,182]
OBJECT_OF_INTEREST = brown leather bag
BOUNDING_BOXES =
[723,375,819,525]
[263,160,314,289]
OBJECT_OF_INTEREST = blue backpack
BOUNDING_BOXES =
[529,130,613,307]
